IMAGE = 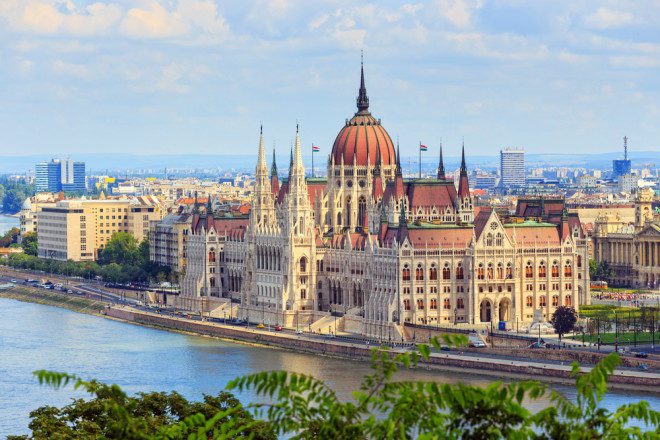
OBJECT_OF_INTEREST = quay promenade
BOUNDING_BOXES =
[106,305,660,391]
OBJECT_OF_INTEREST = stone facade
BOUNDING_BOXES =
[179,65,591,338]
[593,188,660,288]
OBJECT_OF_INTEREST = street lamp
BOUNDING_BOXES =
[454,308,457,326]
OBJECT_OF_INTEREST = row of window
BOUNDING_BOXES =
[404,298,465,311]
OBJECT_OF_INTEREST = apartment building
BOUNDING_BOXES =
[37,197,163,261]
[149,213,190,276]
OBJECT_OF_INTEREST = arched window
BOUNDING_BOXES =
[346,196,352,228]
[577,255,582,268]
[552,261,559,278]
[496,263,503,279]
[495,233,503,247]
[564,261,572,277]
[415,264,424,281]
[210,277,216,288]
[540,295,547,307]
[442,263,451,280]
[538,261,546,278]
[430,299,437,310]
[552,295,559,307]
[429,264,438,280]
[477,263,485,280]
[456,264,464,280]
[402,265,411,281]
[404,299,411,310]
[485,233,493,246]
[301,289,307,300]
[208,248,216,263]
[358,196,367,227]
[443,298,451,309]
[526,296,533,307]
[565,295,572,306]
[525,262,533,278]
[506,262,512,279]
[487,263,494,280]
[457,298,465,309]
[417,299,425,310]
[337,212,342,225]
[300,256,307,273]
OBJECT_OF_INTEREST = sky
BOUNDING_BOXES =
[0,0,659,160]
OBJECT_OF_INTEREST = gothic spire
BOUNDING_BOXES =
[437,139,445,179]
[256,124,267,171]
[374,144,382,176]
[460,139,467,176]
[293,123,303,168]
[356,50,370,114]
[206,194,213,216]
[192,191,199,214]
[271,147,278,178]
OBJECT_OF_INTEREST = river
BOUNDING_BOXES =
[0,298,657,436]
[0,213,19,235]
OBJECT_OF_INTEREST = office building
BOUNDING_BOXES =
[37,196,164,261]
[500,148,525,188]
[612,136,631,179]
[35,158,86,192]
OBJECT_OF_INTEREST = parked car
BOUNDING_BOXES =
[295,330,304,335]
[257,323,265,329]
[275,325,283,331]
[440,345,451,352]
[468,340,486,348]
[631,351,649,359]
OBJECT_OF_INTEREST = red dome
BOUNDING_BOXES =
[331,114,396,167]
[330,60,396,167]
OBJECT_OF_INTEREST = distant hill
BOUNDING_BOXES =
[0,150,658,174]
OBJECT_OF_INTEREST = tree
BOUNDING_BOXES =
[14,338,658,439]
[589,259,614,282]
[2,189,26,214]
[21,232,38,256]
[10,372,275,440]
[0,227,20,247]
[551,306,578,342]
[99,232,143,267]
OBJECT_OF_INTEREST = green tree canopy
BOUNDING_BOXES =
[551,306,578,342]
[99,232,144,267]
[21,232,38,256]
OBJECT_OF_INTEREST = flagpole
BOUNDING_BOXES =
[419,141,421,179]
[311,143,314,178]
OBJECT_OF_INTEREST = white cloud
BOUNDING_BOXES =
[435,0,483,28]
[0,0,122,36]
[585,7,634,29]
[52,59,91,79]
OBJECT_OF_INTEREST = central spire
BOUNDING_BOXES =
[356,50,370,114]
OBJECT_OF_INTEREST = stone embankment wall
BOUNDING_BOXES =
[105,307,660,389]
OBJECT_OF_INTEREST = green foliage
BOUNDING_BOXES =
[551,306,578,342]
[21,231,38,256]
[1,236,170,284]
[13,335,659,439]
[589,259,615,281]
[0,227,20,247]
[0,177,34,214]
[12,371,275,440]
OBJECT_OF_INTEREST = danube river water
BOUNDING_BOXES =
[1,298,658,436]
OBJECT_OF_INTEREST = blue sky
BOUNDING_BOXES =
[0,1,659,159]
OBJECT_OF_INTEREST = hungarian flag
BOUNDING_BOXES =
[420,144,428,151]
[312,145,320,152]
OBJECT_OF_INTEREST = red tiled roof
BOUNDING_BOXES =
[505,226,560,247]
[406,180,457,210]
[331,113,396,167]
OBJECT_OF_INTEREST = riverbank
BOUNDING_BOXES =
[0,286,106,315]
[105,306,660,392]
[3,286,659,392]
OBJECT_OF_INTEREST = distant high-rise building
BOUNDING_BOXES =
[500,148,525,187]
[612,136,632,179]
[35,158,86,192]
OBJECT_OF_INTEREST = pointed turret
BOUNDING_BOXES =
[393,140,405,199]
[458,141,470,199]
[256,124,267,171]
[356,51,370,114]
[397,201,408,243]
[206,194,214,216]
[437,140,445,180]
[270,148,280,197]
[372,147,384,199]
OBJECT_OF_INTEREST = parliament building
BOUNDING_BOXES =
[178,63,591,338]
